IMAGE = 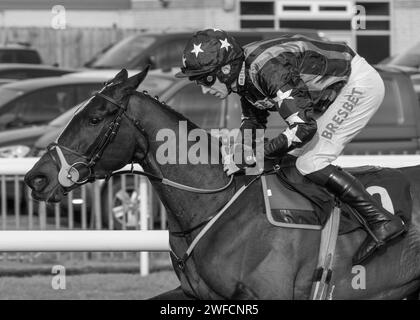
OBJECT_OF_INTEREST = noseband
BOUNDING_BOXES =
[48,90,149,191]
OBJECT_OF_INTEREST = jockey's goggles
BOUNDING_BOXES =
[190,73,217,87]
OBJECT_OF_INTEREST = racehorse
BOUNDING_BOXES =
[24,67,420,299]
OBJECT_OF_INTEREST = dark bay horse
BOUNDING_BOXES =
[24,68,420,299]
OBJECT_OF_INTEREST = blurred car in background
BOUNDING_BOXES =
[0,73,144,155]
[381,41,420,71]
[84,29,326,71]
[378,42,420,101]
[0,64,75,85]
[0,76,108,131]
[375,64,420,106]
[413,78,420,104]
[29,69,175,158]
[0,43,43,64]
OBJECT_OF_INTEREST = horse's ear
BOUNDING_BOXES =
[124,65,150,90]
[113,69,128,83]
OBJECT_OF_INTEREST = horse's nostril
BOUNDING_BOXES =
[31,175,48,192]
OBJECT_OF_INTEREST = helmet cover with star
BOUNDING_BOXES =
[175,28,244,78]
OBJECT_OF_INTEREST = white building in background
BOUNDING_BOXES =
[0,0,237,30]
[236,0,420,65]
[0,0,418,64]
[238,0,393,63]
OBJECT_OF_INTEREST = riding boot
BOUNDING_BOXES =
[308,165,407,265]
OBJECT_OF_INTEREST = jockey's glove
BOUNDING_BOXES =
[264,134,289,159]
[221,143,256,176]
[253,98,278,110]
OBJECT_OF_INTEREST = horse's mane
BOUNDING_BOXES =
[132,90,223,157]
[133,90,200,130]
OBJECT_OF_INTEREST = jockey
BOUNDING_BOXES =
[175,29,407,265]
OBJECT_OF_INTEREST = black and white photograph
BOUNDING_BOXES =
[0,0,418,305]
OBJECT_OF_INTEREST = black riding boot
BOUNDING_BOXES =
[308,165,407,265]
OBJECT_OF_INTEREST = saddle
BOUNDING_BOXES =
[262,156,412,235]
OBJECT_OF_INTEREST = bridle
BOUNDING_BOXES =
[47,84,149,192]
[47,85,234,194]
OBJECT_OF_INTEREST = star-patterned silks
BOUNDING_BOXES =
[219,38,231,51]
[285,112,305,125]
[276,89,294,100]
[191,43,204,57]
[273,88,294,107]
[283,126,302,147]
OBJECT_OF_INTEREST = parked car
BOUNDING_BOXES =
[84,29,326,71]
[0,76,110,131]
[374,64,420,115]
[28,69,175,157]
[0,64,75,84]
[29,66,420,228]
[0,72,157,153]
[0,43,43,64]
[380,41,420,70]
[378,42,420,101]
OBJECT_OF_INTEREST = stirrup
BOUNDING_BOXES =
[351,209,383,244]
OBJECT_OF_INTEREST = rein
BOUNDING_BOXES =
[109,169,234,194]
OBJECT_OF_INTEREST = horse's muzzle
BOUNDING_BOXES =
[25,173,49,193]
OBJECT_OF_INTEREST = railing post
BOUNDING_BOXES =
[39,203,47,230]
[139,177,149,276]
[93,181,102,260]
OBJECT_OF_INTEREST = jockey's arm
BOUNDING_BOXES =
[255,58,318,158]
[264,106,317,157]
[239,96,269,137]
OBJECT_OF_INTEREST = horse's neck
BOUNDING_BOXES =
[133,96,231,231]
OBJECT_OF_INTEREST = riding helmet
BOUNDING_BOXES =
[175,29,244,86]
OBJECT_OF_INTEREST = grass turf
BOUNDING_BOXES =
[0,271,180,299]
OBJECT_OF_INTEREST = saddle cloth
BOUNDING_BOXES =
[262,156,412,235]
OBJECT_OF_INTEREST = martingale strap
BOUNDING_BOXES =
[170,174,262,270]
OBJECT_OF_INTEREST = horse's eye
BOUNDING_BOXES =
[89,117,102,125]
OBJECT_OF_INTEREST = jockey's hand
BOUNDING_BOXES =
[254,98,277,110]
[221,144,241,176]
[223,155,242,176]
[233,143,256,167]
[221,143,256,176]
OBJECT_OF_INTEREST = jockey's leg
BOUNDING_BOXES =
[292,55,407,265]
[308,164,406,265]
